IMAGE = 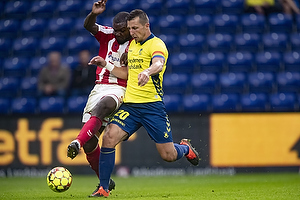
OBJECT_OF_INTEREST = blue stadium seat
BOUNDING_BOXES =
[29,56,47,76]
[183,94,211,112]
[84,1,96,15]
[39,96,65,114]
[100,16,114,27]
[0,77,20,98]
[220,0,244,14]
[163,73,189,95]
[12,37,39,56]
[255,51,282,72]
[40,36,67,53]
[139,0,164,16]
[20,77,38,97]
[219,72,246,93]
[0,38,12,58]
[3,57,29,77]
[269,92,296,112]
[213,14,239,34]
[248,72,275,93]
[163,94,182,112]
[212,93,239,112]
[290,33,300,51]
[0,98,11,114]
[158,15,184,34]
[283,51,300,72]
[234,33,261,53]
[262,32,288,53]
[207,33,233,52]
[67,95,88,113]
[11,97,37,114]
[67,35,94,54]
[48,17,74,36]
[30,0,57,17]
[296,14,300,32]
[268,13,293,33]
[57,0,84,17]
[276,72,300,93]
[193,0,221,14]
[148,15,160,35]
[158,34,179,53]
[179,34,205,53]
[199,52,225,73]
[240,93,268,112]
[168,53,197,73]
[4,1,30,19]
[191,72,218,94]
[74,17,89,35]
[165,0,191,15]
[227,51,253,72]
[21,18,48,37]
[61,55,78,70]
[241,13,265,34]
[111,0,137,14]
[0,19,19,38]
[185,14,212,34]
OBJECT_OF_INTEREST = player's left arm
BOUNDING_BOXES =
[138,57,164,87]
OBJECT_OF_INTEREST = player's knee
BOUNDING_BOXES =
[160,152,177,162]
[83,136,98,153]
[91,97,116,119]
[102,132,118,148]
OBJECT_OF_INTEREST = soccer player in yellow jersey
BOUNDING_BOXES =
[88,9,200,197]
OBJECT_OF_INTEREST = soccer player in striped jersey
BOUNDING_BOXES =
[88,9,200,197]
[66,0,132,195]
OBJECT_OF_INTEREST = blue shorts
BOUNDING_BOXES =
[109,101,173,143]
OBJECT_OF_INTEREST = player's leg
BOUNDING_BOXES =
[156,141,199,166]
[83,126,105,178]
[67,84,124,159]
[74,96,117,148]
[83,128,116,194]
[90,123,129,197]
[142,101,200,165]
[91,103,140,197]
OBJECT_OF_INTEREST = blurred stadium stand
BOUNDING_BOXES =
[0,0,300,114]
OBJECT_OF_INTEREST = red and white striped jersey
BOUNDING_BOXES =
[93,24,130,87]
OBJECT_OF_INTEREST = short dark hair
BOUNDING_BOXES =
[113,11,129,24]
[127,9,149,25]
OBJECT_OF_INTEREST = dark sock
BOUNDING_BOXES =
[99,147,115,190]
[174,143,189,160]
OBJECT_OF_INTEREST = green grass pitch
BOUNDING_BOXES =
[0,173,299,199]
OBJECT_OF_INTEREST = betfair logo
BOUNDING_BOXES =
[164,132,169,138]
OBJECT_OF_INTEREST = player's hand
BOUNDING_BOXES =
[92,0,107,15]
[120,52,128,67]
[88,56,106,67]
[138,69,150,86]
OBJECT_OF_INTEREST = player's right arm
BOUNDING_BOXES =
[84,0,107,35]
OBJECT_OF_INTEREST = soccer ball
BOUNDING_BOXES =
[46,167,72,192]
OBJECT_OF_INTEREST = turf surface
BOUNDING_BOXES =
[0,173,299,199]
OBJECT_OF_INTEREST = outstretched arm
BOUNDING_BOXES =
[138,57,164,87]
[84,0,107,35]
[88,56,128,80]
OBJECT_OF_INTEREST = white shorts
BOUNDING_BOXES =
[82,84,126,126]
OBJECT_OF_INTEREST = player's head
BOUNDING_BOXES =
[127,9,151,43]
[113,12,132,44]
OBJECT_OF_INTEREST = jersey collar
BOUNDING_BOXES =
[140,33,154,45]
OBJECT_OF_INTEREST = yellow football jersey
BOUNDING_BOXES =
[124,34,168,103]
